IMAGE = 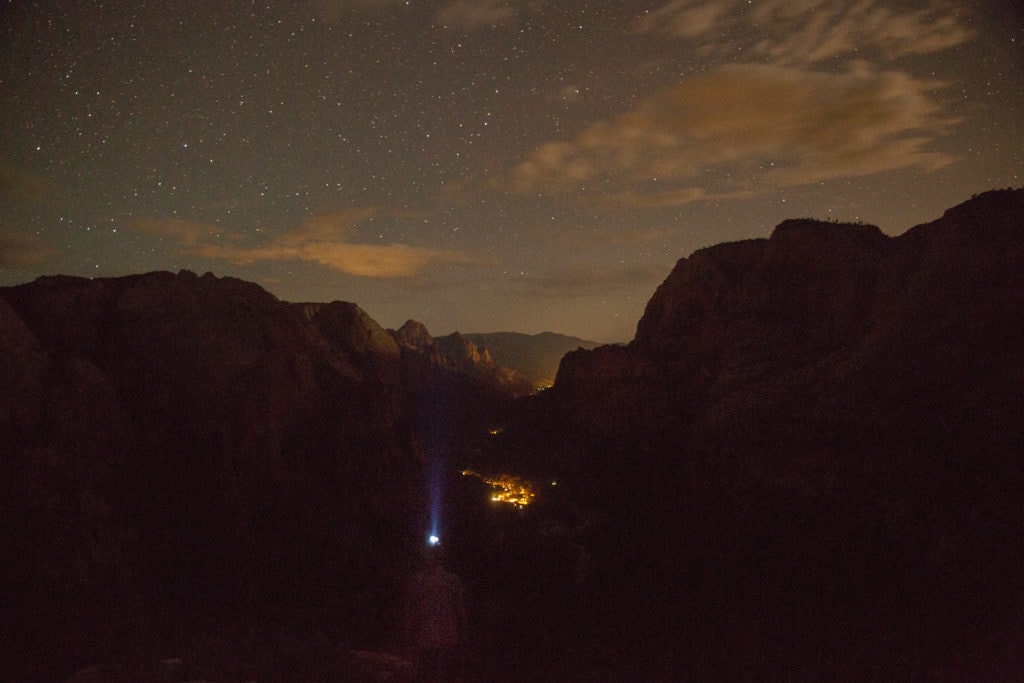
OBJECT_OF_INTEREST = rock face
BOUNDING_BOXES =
[299,299,403,394]
[438,331,495,368]
[554,189,1024,453]
[458,331,603,389]
[386,321,530,465]
[3,190,1021,677]
[0,274,548,678]
[391,319,438,355]
[542,189,1024,675]
[0,271,420,678]
[392,320,533,398]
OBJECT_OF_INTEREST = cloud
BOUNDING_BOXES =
[133,217,246,246]
[0,167,51,204]
[435,1,517,30]
[274,209,373,245]
[510,62,957,207]
[197,238,481,278]
[633,0,974,65]
[309,0,540,30]
[594,187,762,210]
[0,234,54,267]
[633,0,726,39]
[520,263,668,298]
[580,225,680,246]
[133,210,484,278]
[308,0,402,24]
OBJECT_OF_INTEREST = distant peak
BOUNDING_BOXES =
[392,319,434,349]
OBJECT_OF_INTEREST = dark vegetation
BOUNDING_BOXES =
[1,189,1022,680]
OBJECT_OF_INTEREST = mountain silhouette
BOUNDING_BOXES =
[1,189,1021,679]
[451,331,603,389]
[524,188,1024,677]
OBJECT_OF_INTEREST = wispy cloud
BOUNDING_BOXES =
[308,0,402,24]
[633,0,973,64]
[510,62,956,207]
[580,225,681,246]
[593,187,759,210]
[196,239,482,279]
[0,234,55,267]
[133,217,246,246]
[632,0,727,39]
[435,0,517,30]
[0,167,51,204]
[133,209,486,278]
[310,0,540,29]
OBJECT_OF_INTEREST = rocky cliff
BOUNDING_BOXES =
[458,331,603,388]
[3,190,1021,678]
[0,271,556,678]
[385,320,531,468]
[541,189,1024,675]
[0,270,422,678]
[554,189,1024,454]
[392,320,533,398]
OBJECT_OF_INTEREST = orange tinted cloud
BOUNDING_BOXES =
[276,209,375,245]
[197,239,481,278]
[633,0,973,64]
[308,0,402,24]
[510,62,956,206]
[0,234,55,267]
[133,217,246,246]
[435,1,517,30]
[0,168,50,204]
[134,210,484,278]
[310,0,538,30]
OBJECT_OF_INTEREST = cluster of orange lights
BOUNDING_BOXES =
[461,470,536,508]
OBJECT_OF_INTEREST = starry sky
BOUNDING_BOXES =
[2,1,1021,342]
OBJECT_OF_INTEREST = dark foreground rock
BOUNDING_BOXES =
[0,271,423,680]
[527,189,1024,677]
[3,190,1022,679]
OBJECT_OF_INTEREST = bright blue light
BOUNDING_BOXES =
[428,449,444,552]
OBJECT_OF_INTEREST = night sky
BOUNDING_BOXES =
[2,1,1021,342]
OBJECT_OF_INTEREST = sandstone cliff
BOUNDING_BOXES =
[3,190,1021,678]
[459,331,603,388]
[392,320,533,398]
[539,189,1024,675]
[554,189,1024,455]
[0,270,420,678]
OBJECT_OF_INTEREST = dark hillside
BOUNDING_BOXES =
[533,189,1024,677]
[0,272,422,680]
[2,190,1021,679]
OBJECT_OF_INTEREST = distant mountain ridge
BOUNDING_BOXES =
[0,270,534,677]
[552,188,1024,451]
[389,319,534,399]
[446,331,603,388]
[521,188,1024,673]
[2,189,1021,678]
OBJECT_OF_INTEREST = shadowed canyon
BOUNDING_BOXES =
[2,190,1022,680]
